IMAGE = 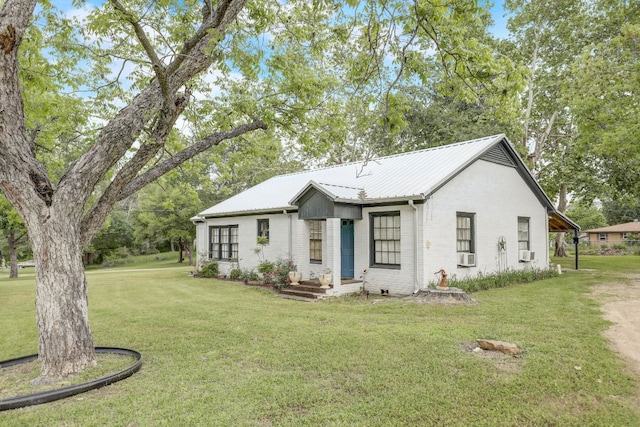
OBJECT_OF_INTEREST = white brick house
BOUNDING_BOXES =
[192,134,577,296]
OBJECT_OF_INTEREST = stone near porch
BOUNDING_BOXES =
[476,339,520,355]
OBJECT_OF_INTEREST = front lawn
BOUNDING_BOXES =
[553,252,640,274]
[1,258,638,426]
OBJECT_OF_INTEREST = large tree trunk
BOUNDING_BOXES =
[31,215,95,381]
[8,230,19,278]
[554,232,568,257]
[178,238,193,265]
[84,252,95,265]
[178,237,184,263]
[554,184,569,257]
[186,241,193,265]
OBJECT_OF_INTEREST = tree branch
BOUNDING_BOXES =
[60,0,248,210]
[79,89,192,246]
[79,118,266,246]
[166,0,246,75]
[523,31,540,151]
[109,0,170,99]
[413,1,486,101]
[122,119,267,199]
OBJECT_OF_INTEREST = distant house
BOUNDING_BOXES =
[192,134,577,296]
[585,221,640,246]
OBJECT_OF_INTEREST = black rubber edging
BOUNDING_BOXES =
[0,347,142,411]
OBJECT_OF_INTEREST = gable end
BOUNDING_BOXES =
[296,187,362,220]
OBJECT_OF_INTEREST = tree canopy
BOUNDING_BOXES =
[565,202,609,231]
[567,20,640,199]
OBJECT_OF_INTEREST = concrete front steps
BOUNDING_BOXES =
[278,280,330,302]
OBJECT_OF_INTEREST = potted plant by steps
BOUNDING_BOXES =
[288,271,302,284]
[318,268,332,288]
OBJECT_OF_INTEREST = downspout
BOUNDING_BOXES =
[409,200,419,293]
[284,210,292,259]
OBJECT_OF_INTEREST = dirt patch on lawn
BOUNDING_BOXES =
[592,276,640,375]
[592,275,640,409]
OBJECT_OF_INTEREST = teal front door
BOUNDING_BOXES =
[341,219,355,278]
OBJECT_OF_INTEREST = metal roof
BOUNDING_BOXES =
[196,134,553,218]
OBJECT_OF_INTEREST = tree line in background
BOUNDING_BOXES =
[0,0,637,379]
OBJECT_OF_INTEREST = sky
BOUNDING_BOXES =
[54,0,512,39]
[489,1,511,39]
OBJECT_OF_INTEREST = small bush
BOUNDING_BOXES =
[241,269,260,282]
[229,268,242,280]
[100,247,133,267]
[262,270,276,285]
[581,247,636,256]
[198,260,219,278]
[272,258,297,289]
[257,260,275,275]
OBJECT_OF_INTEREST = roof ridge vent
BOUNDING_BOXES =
[318,182,364,191]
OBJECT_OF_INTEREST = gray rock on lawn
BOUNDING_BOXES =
[476,339,520,355]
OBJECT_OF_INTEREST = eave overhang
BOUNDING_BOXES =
[549,211,580,233]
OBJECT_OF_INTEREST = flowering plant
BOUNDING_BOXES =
[270,258,297,289]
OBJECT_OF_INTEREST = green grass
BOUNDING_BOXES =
[553,253,640,274]
[1,256,639,426]
[0,353,137,400]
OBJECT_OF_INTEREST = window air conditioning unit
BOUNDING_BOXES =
[519,250,535,262]
[458,252,476,267]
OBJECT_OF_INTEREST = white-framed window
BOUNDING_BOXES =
[309,220,323,263]
[456,213,475,253]
[598,233,608,241]
[210,225,238,260]
[518,217,530,250]
[371,212,401,267]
